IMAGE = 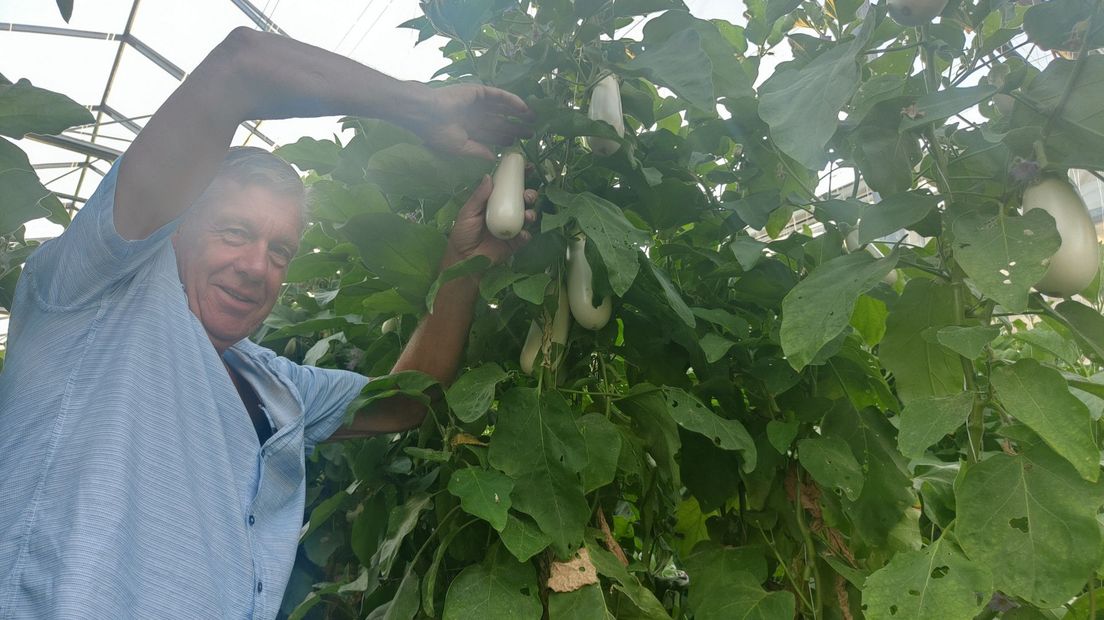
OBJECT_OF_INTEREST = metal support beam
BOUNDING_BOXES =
[25,133,122,161]
[0,23,118,41]
[93,105,145,135]
[227,0,288,35]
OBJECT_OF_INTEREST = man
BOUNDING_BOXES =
[0,27,535,618]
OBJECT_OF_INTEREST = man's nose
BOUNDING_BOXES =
[234,241,268,281]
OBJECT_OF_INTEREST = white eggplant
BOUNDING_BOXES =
[844,230,899,286]
[519,321,542,375]
[519,288,573,376]
[586,74,625,157]
[486,149,526,240]
[567,235,612,330]
[1022,175,1101,296]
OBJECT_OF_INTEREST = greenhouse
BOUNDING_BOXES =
[2,0,1104,618]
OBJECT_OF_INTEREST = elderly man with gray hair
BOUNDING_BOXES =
[0,27,535,619]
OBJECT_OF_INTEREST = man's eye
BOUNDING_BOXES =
[224,228,247,241]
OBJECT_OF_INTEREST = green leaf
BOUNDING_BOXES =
[661,387,756,471]
[579,413,621,493]
[850,122,918,196]
[0,79,92,138]
[766,420,799,455]
[692,307,750,339]
[548,584,611,620]
[933,326,1001,359]
[759,25,871,169]
[897,392,974,459]
[366,143,489,199]
[543,188,649,296]
[512,272,552,305]
[1023,0,1104,52]
[683,544,794,620]
[341,212,446,302]
[643,259,696,328]
[0,138,54,233]
[447,468,514,531]
[699,332,736,364]
[488,388,589,556]
[426,255,492,309]
[376,493,433,577]
[730,235,767,270]
[991,360,1099,481]
[498,513,551,562]
[957,444,1104,607]
[639,11,755,101]
[55,0,73,21]
[952,208,1061,313]
[442,545,543,620]
[858,192,939,245]
[346,371,439,416]
[861,536,993,620]
[275,137,342,174]
[898,85,999,132]
[798,436,865,501]
[780,251,897,371]
[850,294,888,347]
[368,566,420,620]
[586,543,670,619]
[1052,300,1104,362]
[446,363,508,424]
[879,280,964,404]
[822,406,916,548]
[626,29,716,111]
[1015,56,1104,169]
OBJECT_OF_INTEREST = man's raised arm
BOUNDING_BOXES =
[116,27,532,241]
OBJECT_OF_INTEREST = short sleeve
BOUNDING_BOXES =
[24,157,178,309]
[272,359,370,453]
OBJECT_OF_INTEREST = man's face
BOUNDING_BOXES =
[173,181,302,352]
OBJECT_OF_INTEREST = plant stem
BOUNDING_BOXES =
[793,468,823,618]
[758,528,815,612]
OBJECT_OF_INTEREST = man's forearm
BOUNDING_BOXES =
[117,27,434,240]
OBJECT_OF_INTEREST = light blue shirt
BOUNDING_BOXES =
[0,161,369,619]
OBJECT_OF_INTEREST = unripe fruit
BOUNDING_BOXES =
[519,321,542,375]
[486,149,526,240]
[519,287,572,375]
[1022,176,1100,296]
[567,235,612,330]
[586,74,625,157]
[887,0,949,26]
[381,317,400,334]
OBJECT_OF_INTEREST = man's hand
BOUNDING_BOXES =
[411,84,535,161]
[443,174,539,268]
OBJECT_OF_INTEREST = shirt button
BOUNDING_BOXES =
[248,515,255,526]
[256,581,263,594]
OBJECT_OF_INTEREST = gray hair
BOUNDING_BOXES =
[192,146,309,227]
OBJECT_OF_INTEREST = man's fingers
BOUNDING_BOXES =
[523,189,538,205]
[461,175,493,218]
[459,140,496,161]
[482,86,535,122]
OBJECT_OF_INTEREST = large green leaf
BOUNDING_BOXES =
[578,413,621,493]
[933,326,1000,359]
[341,212,446,301]
[447,468,514,531]
[274,137,342,174]
[626,28,715,111]
[586,543,670,619]
[1052,300,1104,362]
[952,209,1060,312]
[445,363,508,423]
[375,493,433,577]
[822,406,916,548]
[758,19,872,169]
[543,188,649,296]
[488,388,589,556]
[661,386,756,471]
[898,85,999,132]
[879,280,964,404]
[0,79,92,138]
[897,392,974,459]
[638,10,755,101]
[498,513,551,562]
[1015,56,1104,170]
[0,138,55,233]
[957,445,1104,607]
[442,546,542,620]
[548,585,611,620]
[1023,0,1104,52]
[683,544,794,620]
[858,192,939,245]
[991,360,1099,481]
[798,436,865,501]
[780,251,897,371]
[366,143,489,199]
[862,536,993,620]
